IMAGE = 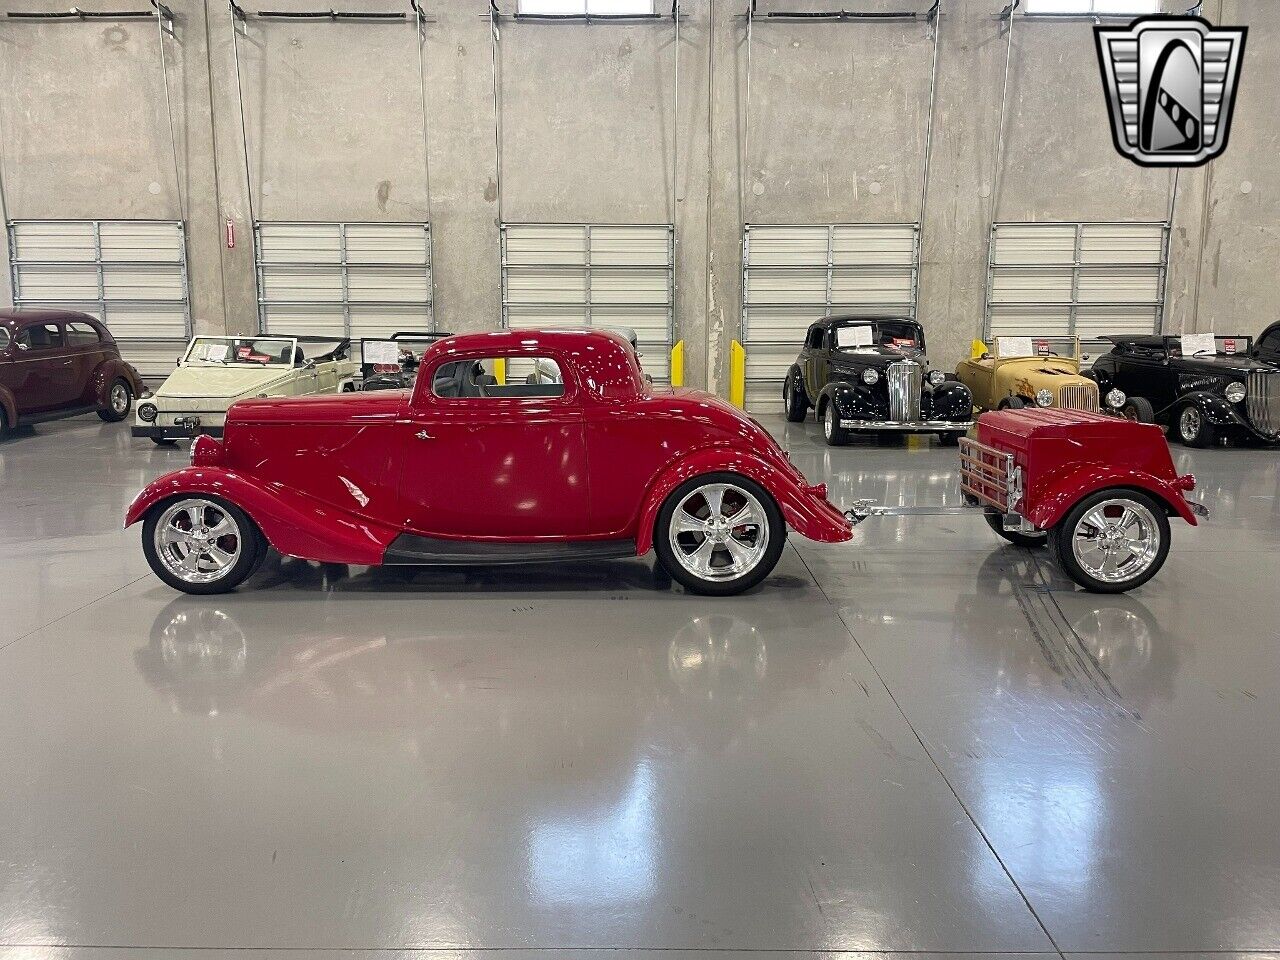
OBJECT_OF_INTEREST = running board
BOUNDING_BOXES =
[383,534,638,566]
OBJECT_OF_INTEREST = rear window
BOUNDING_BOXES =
[65,321,102,346]
[433,356,565,399]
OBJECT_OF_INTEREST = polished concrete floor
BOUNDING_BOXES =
[1,415,1278,960]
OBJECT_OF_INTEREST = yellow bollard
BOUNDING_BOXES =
[493,358,506,385]
[670,340,685,388]
[728,340,746,409]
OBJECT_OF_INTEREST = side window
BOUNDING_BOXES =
[432,356,565,399]
[806,327,825,349]
[16,323,64,351]
[65,322,102,347]
[0,328,9,351]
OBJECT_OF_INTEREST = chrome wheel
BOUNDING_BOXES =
[823,405,835,440]
[1179,405,1201,442]
[154,499,244,585]
[1070,497,1161,586]
[667,481,770,582]
[110,382,130,415]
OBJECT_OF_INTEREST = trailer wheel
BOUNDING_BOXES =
[1049,489,1170,593]
[984,510,1047,548]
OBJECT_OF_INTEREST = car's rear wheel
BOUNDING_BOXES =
[783,370,808,423]
[984,509,1048,548]
[1177,404,1215,447]
[1049,489,1170,593]
[822,403,849,446]
[999,396,1026,410]
[654,473,787,596]
[143,496,264,595]
[0,406,8,442]
[1122,396,1155,424]
[98,378,133,422]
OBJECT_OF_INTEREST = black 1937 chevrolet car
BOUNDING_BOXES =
[783,316,974,446]
[1089,324,1280,447]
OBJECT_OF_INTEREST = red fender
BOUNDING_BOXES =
[124,465,400,565]
[89,358,146,407]
[1025,463,1199,530]
[633,447,852,554]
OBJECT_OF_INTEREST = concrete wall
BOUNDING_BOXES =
[1,0,1277,389]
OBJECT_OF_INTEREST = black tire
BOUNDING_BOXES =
[152,437,179,447]
[142,495,264,595]
[0,406,8,442]
[821,402,849,446]
[1049,488,1171,594]
[937,431,961,447]
[999,396,1027,410]
[1176,403,1215,447]
[984,509,1048,548]
[1122,396,1155,424]
[97,378,133,422]
[783,369,809,423]
[653,472,787,597]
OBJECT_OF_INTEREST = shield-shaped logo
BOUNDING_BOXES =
[1095,15,1247,167]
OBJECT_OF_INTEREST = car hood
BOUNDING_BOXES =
[1175,356,1272,376]
[156,365,294,400]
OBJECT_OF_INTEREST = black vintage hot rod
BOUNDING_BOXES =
[1089,325,1280,447]
[783,316,973,446]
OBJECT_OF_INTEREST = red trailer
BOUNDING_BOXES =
[847,409,1207,593]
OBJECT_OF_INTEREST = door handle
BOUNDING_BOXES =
[415,429,432,440]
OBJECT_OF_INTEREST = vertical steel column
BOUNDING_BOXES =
[670,0,680,341]
[412,0,436,330]
[740,0,754,235]
[987,1,1019,260]
[488,1,504,230]
[228,2,262,331]
[916,0,942,264]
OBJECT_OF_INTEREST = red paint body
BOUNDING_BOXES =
[126,330,853,563]
[0,309,145,429]
[976,408,1199,529]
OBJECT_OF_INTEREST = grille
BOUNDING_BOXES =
[1247,369,1280,437]
[887,360,922,422]
[1058,382,1100,412]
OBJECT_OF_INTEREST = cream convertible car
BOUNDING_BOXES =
[133,335,359,445]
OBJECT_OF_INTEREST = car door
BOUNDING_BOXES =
[397,352,591,539]
[63,320,108,405]
[803,325,828,399]
[1112,344,1172,409]
[12,321,78,413]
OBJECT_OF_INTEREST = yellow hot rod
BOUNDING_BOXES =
[955,336,1148,420]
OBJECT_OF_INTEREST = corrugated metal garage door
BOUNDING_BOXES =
[7,219,189,378]
[741,223,918,413]
[501,223,674,384]
[987,222,1167,353]
[257,222,433,339]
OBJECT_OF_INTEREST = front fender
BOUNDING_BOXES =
[823,381,884,420]
[1026,463,1199,530]
[1181,390,1249,428]
[927,380,973,419]
[633,446,852,554]
[124,466,400,565]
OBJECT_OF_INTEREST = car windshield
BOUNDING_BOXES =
[832,320,922,352]
[185,337,295,367]
[1169,334,1253,358]
[993,335,1078,359]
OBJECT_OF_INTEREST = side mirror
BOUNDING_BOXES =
[16,342,29,352]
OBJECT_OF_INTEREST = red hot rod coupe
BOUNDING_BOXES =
[126,329,853,596]
[126,330,1205,597]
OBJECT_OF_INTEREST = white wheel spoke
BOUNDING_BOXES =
[207,517,235,539]
[686,537,716,575]
[178,549,202,573]
[207,545,236,567]
[674,510,705,534]
[668,482,770,583]
[702,485,726,519]
[153,498,244,585]
[723,535,754,569]
[184,505,203,530]
[725,504,758,529]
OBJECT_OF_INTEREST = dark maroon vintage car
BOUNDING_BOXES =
[0,308,146,439]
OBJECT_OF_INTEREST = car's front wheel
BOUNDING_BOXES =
[98,378,133,422]
[783,370,808,423]
[142,496,266,594]
[1177,403,1216,447]
[822,403,849,446]
[654,473,787,596]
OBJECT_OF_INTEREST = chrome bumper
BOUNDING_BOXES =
[839,419,974,432]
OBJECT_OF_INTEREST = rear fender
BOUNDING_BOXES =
[0,385,15,427]
[124,465,399,565]
[1026,463,1199,529]
[633,447,852,554]
[89,357,146,406]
